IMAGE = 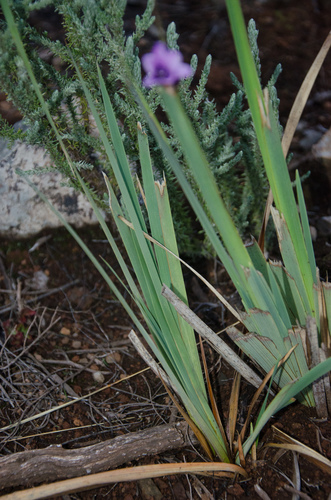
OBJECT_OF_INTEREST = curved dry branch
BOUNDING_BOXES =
[0,422,195,490]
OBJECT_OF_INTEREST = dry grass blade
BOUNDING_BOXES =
[319,280,330,351]
[251,441,257,463]
[4,423,101,443]
[283,484,313,499]
[306,316,328,418]
[237,433,245,468]
[292,451,301,500]
[0,367,149,433]
[282,31,331,157]
[266,426,331,475]
[319,347,331,415]
[136,174,147,209]
[0,463,247,500]
[128,330,175,393]
[159,371,214,461]
[254,484,271,500]
[266,442,331,475]
[239,346,297,443]
[258,189,273,250]
[228,372,241,451]
[258,31,331,249]
[129,331,223,461]
[199,337,231,458]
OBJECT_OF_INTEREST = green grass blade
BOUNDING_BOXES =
[271,207,311,314]
[160,89,252,274]
[323,283,331,337]
[225,0,316,312]
[270,262,307,326]
[153,179,204,382]
[137,125,170,284]
[246,241,293,327]
[243,267,291,335]
[241,357,331,459]
[227,327,290,386]
[99,179,230,460]
[295,170,317,281]
[132,85,251,307]
[137,128,197,359]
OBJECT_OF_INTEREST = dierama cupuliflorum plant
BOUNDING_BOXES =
[1,0,331,469]
[135,1,331,418]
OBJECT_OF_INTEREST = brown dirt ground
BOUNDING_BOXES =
[1,1,331,499]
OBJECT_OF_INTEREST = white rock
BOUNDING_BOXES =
[309,225,317,242]
[0,138,102,239]
[105,352,122,364]
[92,371,105,384]
[72,340,82,349]
[25,269,49,290]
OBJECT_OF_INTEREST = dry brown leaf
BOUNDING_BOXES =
[159,371,214,461]
[228,372,241,451]
[199,337,231,458]
[239,345,296,443]
[0,462,248,500]
[258,31,331,250]
[266,426,331,475]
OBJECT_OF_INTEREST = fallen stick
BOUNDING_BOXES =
[161,285,263,389]
[0,422,194,489]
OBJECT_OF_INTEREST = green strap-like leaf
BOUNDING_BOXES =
[241,357,331,460]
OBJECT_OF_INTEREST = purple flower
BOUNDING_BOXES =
[142,42,193,88]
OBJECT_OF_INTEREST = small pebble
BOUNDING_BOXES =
[60,327,71,336]
[72,340,82,349]
[93,371,105,384]
[310,225,317,241]
[106,352,121,364]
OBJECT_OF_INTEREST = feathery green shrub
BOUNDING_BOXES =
[0,0,281,253]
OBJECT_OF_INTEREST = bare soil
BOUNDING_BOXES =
[1,1,331,499]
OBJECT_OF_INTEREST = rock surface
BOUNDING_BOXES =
[0,138,101,239]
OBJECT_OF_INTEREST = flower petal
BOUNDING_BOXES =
[141,42,193,87]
